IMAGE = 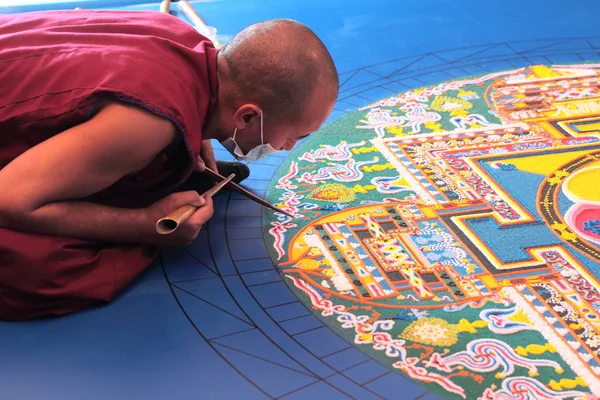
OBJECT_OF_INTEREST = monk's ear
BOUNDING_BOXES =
[232,104,260,130]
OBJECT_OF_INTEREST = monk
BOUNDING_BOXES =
[0,10,338,320]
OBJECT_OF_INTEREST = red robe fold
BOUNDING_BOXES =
[0,10,219,320]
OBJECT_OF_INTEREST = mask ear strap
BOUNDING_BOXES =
[259,109,264,144]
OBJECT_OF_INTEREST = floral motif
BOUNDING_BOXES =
[400,317,459,347]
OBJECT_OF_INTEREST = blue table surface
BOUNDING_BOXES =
[2,0,599,399]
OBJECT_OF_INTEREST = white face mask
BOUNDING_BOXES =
[221,109,280,162]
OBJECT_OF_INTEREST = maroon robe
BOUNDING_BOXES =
[0,10,219,320]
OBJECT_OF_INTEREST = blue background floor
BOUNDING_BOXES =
[2,1,600,399]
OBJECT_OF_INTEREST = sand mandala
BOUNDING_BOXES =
[262,64,600,399]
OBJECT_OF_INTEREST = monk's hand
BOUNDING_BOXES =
[196,139,218,173]
[147,191,214,247]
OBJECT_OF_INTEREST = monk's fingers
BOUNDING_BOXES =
[183,196,214,230]
[165,196,213,248]
[200,140,218,172]
[165,190,205,210]
[195,158,206,172]
[193,197,214,223]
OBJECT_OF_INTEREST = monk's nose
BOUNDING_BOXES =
[283,140,297,151]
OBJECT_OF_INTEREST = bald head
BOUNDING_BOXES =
[218,19,338,124]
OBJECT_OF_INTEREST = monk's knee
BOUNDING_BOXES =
[0,288,101,321]
[0,233,158,321]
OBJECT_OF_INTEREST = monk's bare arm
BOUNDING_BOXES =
[0,102,183,243]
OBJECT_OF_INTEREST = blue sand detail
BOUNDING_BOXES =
[481,161,547,219]
[557,190,576,219]
[571,246,600,278]
[466,218,562,263]
[584,220,600,235]
[478,155,600,265]
[498,270,555,280]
